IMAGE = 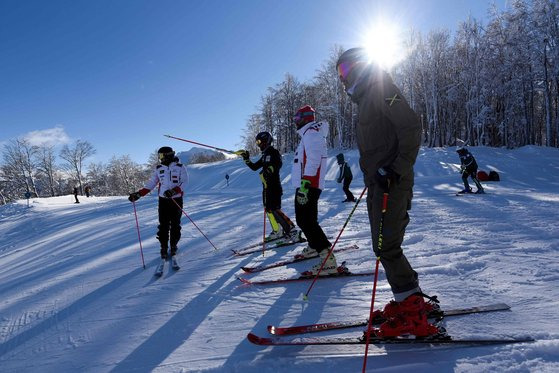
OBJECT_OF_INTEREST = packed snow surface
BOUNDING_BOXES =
[0,146,558,372]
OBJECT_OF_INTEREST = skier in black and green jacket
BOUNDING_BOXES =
[237,132,296,241]
[336,153,356,202]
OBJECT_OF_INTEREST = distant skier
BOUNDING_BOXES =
[73,187,80,204]
[128,146,188,271]
[292,105,338,276]
[84,185,91,197]
[236,132,296,242]
[336,153,356,203]
[337,48,438,338]
[457,147,485,194]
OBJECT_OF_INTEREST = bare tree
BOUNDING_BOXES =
[35,145,58,197]
[59,140,96,195]
[1,139,39,197]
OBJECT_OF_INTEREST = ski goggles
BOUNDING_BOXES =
[158,151,174,160]
[337,61,356,82]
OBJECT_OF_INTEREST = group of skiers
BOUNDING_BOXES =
[127,47,487,339]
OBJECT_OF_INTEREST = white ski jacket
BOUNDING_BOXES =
[291,121,329,190]
[141,161,188,198]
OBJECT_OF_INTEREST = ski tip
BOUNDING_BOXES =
[237,276,252,285]
[247,332,270,345]
[240,267,253,273]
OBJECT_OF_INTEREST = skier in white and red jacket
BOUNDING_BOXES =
[129,146,188,260]
[291,105,337,276]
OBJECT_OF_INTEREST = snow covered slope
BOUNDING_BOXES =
[0,147,558,372]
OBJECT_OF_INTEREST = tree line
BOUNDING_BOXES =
[0,139,227,205]
[241,0,559,152]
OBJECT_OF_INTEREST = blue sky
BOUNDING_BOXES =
[1,0,505,164]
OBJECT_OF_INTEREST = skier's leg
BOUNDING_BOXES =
[169,197,183,256]
[368,183,419,301]
[157,198,171,259]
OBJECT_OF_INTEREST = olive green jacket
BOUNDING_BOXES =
[349,66,421,189]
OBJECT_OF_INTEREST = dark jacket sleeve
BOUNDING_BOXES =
[246,157,263,171]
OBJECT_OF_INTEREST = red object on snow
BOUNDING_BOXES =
[477,170,489,181]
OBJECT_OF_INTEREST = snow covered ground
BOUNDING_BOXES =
[0,146,558,372]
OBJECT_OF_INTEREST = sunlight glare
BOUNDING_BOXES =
[362,21,404,69]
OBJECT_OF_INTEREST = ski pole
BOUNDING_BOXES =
[303,185,368,300]
[363,189,389,373]
[170,198,219,251]
[164,134,236,154]
[131,201,146,269]
[262,208,267,256]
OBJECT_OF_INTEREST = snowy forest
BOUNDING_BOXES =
[241,0,559,153]
[2,0,558,204]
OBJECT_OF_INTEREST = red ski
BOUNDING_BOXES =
[247,332,534,346]
[267,303,511,336]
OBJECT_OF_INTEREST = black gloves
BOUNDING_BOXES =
[163,189,176,198]
[375,167,399,191]
[128,192,141,202]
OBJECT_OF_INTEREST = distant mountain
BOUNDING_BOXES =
[175,147,226,164]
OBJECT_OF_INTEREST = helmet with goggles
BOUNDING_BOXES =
[336,47,368,84]
[293,105,316,129]
[157,146,175,164]
[255,131,273,151]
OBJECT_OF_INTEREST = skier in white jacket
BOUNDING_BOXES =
[291,105,338,276]
[129,146,188,260]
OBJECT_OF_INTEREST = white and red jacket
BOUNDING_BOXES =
[139,161,188,198]
[291,121,329,190]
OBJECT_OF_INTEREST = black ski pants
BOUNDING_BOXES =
[294,187,331,253]
[342,176,355,201]
[157,197,182,257]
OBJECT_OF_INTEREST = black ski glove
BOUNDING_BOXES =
[128,192,141,202]
[375,167,399,191]
[163,189,176,198]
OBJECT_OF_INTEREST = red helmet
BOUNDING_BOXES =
[293,105,315,128]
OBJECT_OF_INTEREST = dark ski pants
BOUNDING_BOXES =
[462,169,484,192]
[295,187,331,253]
[270,209,295,234]
[368,183,419,301]
[157,197,182,257]
[343,177,355,201]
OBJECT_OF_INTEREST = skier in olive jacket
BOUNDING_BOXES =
[337,48,438,338]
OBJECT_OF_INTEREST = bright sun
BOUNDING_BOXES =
[362,21,404,69]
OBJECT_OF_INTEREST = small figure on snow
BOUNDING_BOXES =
[337,48,439,338]
[128,146,188,264]
[84,185,91,197]
[236,132,296,242]
[456,147,485,194]
[292,105,337,276]
[336,153,356,203]
[73,187,80,204]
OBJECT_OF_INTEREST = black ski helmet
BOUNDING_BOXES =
[158,146,175,164]
[255,131,272,150]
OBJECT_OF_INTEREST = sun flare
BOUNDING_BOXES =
[362,21,405,69]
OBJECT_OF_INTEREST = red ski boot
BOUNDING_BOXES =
[369,293,440,322]
[365,294,440,338]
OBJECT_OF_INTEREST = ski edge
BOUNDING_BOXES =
[247,332,534,346]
